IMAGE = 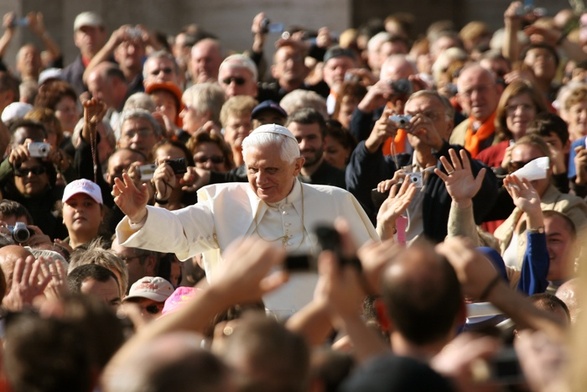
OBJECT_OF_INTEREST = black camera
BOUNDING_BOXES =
[166,158,187,175]
[7,222,32,243]
[389,78,413,98]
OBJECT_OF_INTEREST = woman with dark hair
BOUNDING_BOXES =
[323,120,357,170]
[34,79,80,138]
[186,131,234,173]
[151,140,197,210]
[476,80,547,169]
[332,81,367,129]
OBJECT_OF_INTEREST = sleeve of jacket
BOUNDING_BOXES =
[517,232,549,295]
[349,107,377,143]
[345,141,396,219]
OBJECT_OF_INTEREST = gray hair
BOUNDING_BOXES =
[280,90,328,120]
[123,92,156,112]
[219,54,258,82]
[182,82,225,125]
[242,127,300,164]
[142,50,179,80]
[118,108,162,137]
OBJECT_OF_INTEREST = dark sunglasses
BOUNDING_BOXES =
[14,166,46,177]
[194,155,224,164]
[145,304,162,315]
[221,76,246,86]
[150,67,173,75]
[508,160,531,173]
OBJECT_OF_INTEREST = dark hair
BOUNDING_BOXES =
[522,43,560,67]
[0,199,34,225]
[286,108,327,137]
[526,112,569,146]
[9,118,47,140]
[382,242,463,345]
[4,312,93,392]
[495,80,547,142]
[186,131,235,170]
[67,263,120,294]
[34,79,78,111]
[0,71,20,101]
[152,139,196,167]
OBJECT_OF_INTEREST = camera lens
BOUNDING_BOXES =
[12,227,30,243]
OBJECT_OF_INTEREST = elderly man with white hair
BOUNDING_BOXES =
[114,124,377,311]
[217,54,258,98]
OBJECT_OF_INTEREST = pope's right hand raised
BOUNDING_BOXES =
[112,172,150,224]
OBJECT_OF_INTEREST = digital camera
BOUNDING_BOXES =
[7,222,32,243]
[28,142,51,158]
[389,114,413,129]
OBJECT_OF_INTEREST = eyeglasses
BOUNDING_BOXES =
[150,67,173,75]
[508,160,532,173]
[14,166,46,177]
[221,77,246,86]
[194,155,224,164]
[122,128,154,139]
[119,255,141,263]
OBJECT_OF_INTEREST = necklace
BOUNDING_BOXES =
[252,180,306,250]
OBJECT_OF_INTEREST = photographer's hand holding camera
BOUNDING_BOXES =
[365,108,398,153]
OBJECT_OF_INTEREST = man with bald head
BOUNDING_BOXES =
[0,245,34,296]
[378,241,465,360]
[87,62,129,127]
[450,63,501,157]
[189,38,223,84]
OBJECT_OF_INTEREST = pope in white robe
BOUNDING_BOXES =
[114,124,378,312]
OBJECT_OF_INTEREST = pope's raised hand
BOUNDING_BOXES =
[112,172,150,223]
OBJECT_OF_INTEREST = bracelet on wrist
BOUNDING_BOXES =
[479,275,501,301]
[154,194,169,205]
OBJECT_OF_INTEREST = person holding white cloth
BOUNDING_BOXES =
[113,124,378,312]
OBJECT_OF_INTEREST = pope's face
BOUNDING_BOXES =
[245,143,304,203]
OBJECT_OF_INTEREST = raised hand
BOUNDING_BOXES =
[503,174,543,229]
[434,148,486,207]
[376,177,417,239]
[2,256,51,311]
[365,107,397,153]
[112,172,150,223]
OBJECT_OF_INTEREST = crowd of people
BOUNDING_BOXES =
[0,1,585,391]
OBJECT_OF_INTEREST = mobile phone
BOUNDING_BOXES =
[28,142,51,158]
[314,225,360,269]
[166,158,187,175]
[284,254,314,272]
[488,348,524,385]
[371,188,389,210]
[139,164,157,181]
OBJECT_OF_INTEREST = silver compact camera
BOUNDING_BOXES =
[407,172,423,188]
[7,222,31,243]
[28,142,51,158]
[389,114,413,129]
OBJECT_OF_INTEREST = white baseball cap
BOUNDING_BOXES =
[125,276,174,302]
[73,11,104,31]
[62,179,103,204]
[1,102,33,124]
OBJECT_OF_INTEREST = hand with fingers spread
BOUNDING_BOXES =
[112,172,150,224]
[376,178,417,240]
[38,256,68,300]
[2,256,51,311]
[365,108,398,153]
[503,174,544,229]
[434,148,487,208]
